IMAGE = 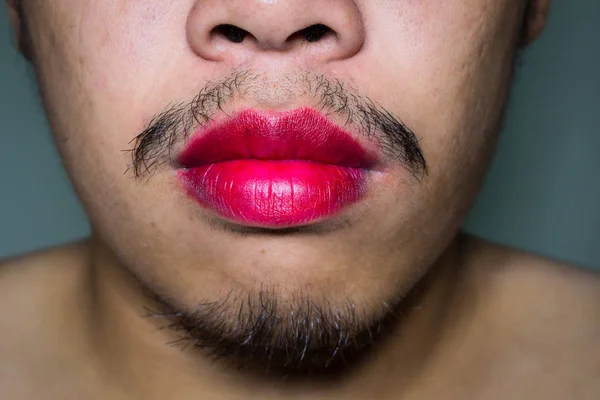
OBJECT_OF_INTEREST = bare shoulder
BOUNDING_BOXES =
[463,234,600,397]
[0,241,94,398]
[0,241,91,315]
[464,234,600,306]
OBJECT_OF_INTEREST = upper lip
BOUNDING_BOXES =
[178,108,378,169]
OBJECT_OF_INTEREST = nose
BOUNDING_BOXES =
[187,0,365,63]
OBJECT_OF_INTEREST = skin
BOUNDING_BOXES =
[1,0,599,399]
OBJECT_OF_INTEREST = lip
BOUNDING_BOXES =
[177,108,378,227]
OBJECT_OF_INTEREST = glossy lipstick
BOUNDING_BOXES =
[177,108,376,227]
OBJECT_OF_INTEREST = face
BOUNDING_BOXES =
[9,0,548,374]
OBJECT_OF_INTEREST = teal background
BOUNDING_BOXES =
[0,3,599,269]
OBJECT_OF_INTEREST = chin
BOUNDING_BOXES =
[142,265,431,378]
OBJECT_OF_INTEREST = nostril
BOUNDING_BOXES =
[294,24,334,43]
[212,24,249,43]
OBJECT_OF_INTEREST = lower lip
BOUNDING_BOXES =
[178,160,367,227]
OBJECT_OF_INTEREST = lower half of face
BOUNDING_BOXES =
[23,0,526,373]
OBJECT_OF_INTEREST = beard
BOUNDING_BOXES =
[143,270,436,379]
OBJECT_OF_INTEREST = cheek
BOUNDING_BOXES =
[26,2,189,202]
[349,0,520,181]
[329,1,522,241]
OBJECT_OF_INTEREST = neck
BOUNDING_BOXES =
[85,233,470,399]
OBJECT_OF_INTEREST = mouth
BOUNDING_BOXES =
[177,108,379,228]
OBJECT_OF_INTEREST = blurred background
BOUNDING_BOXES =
[0,3,598,269]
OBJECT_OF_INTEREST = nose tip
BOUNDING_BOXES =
[187,0,365,63]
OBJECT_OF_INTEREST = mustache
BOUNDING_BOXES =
[128,70,427,178]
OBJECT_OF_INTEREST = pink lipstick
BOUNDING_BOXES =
[177,108,376,227]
